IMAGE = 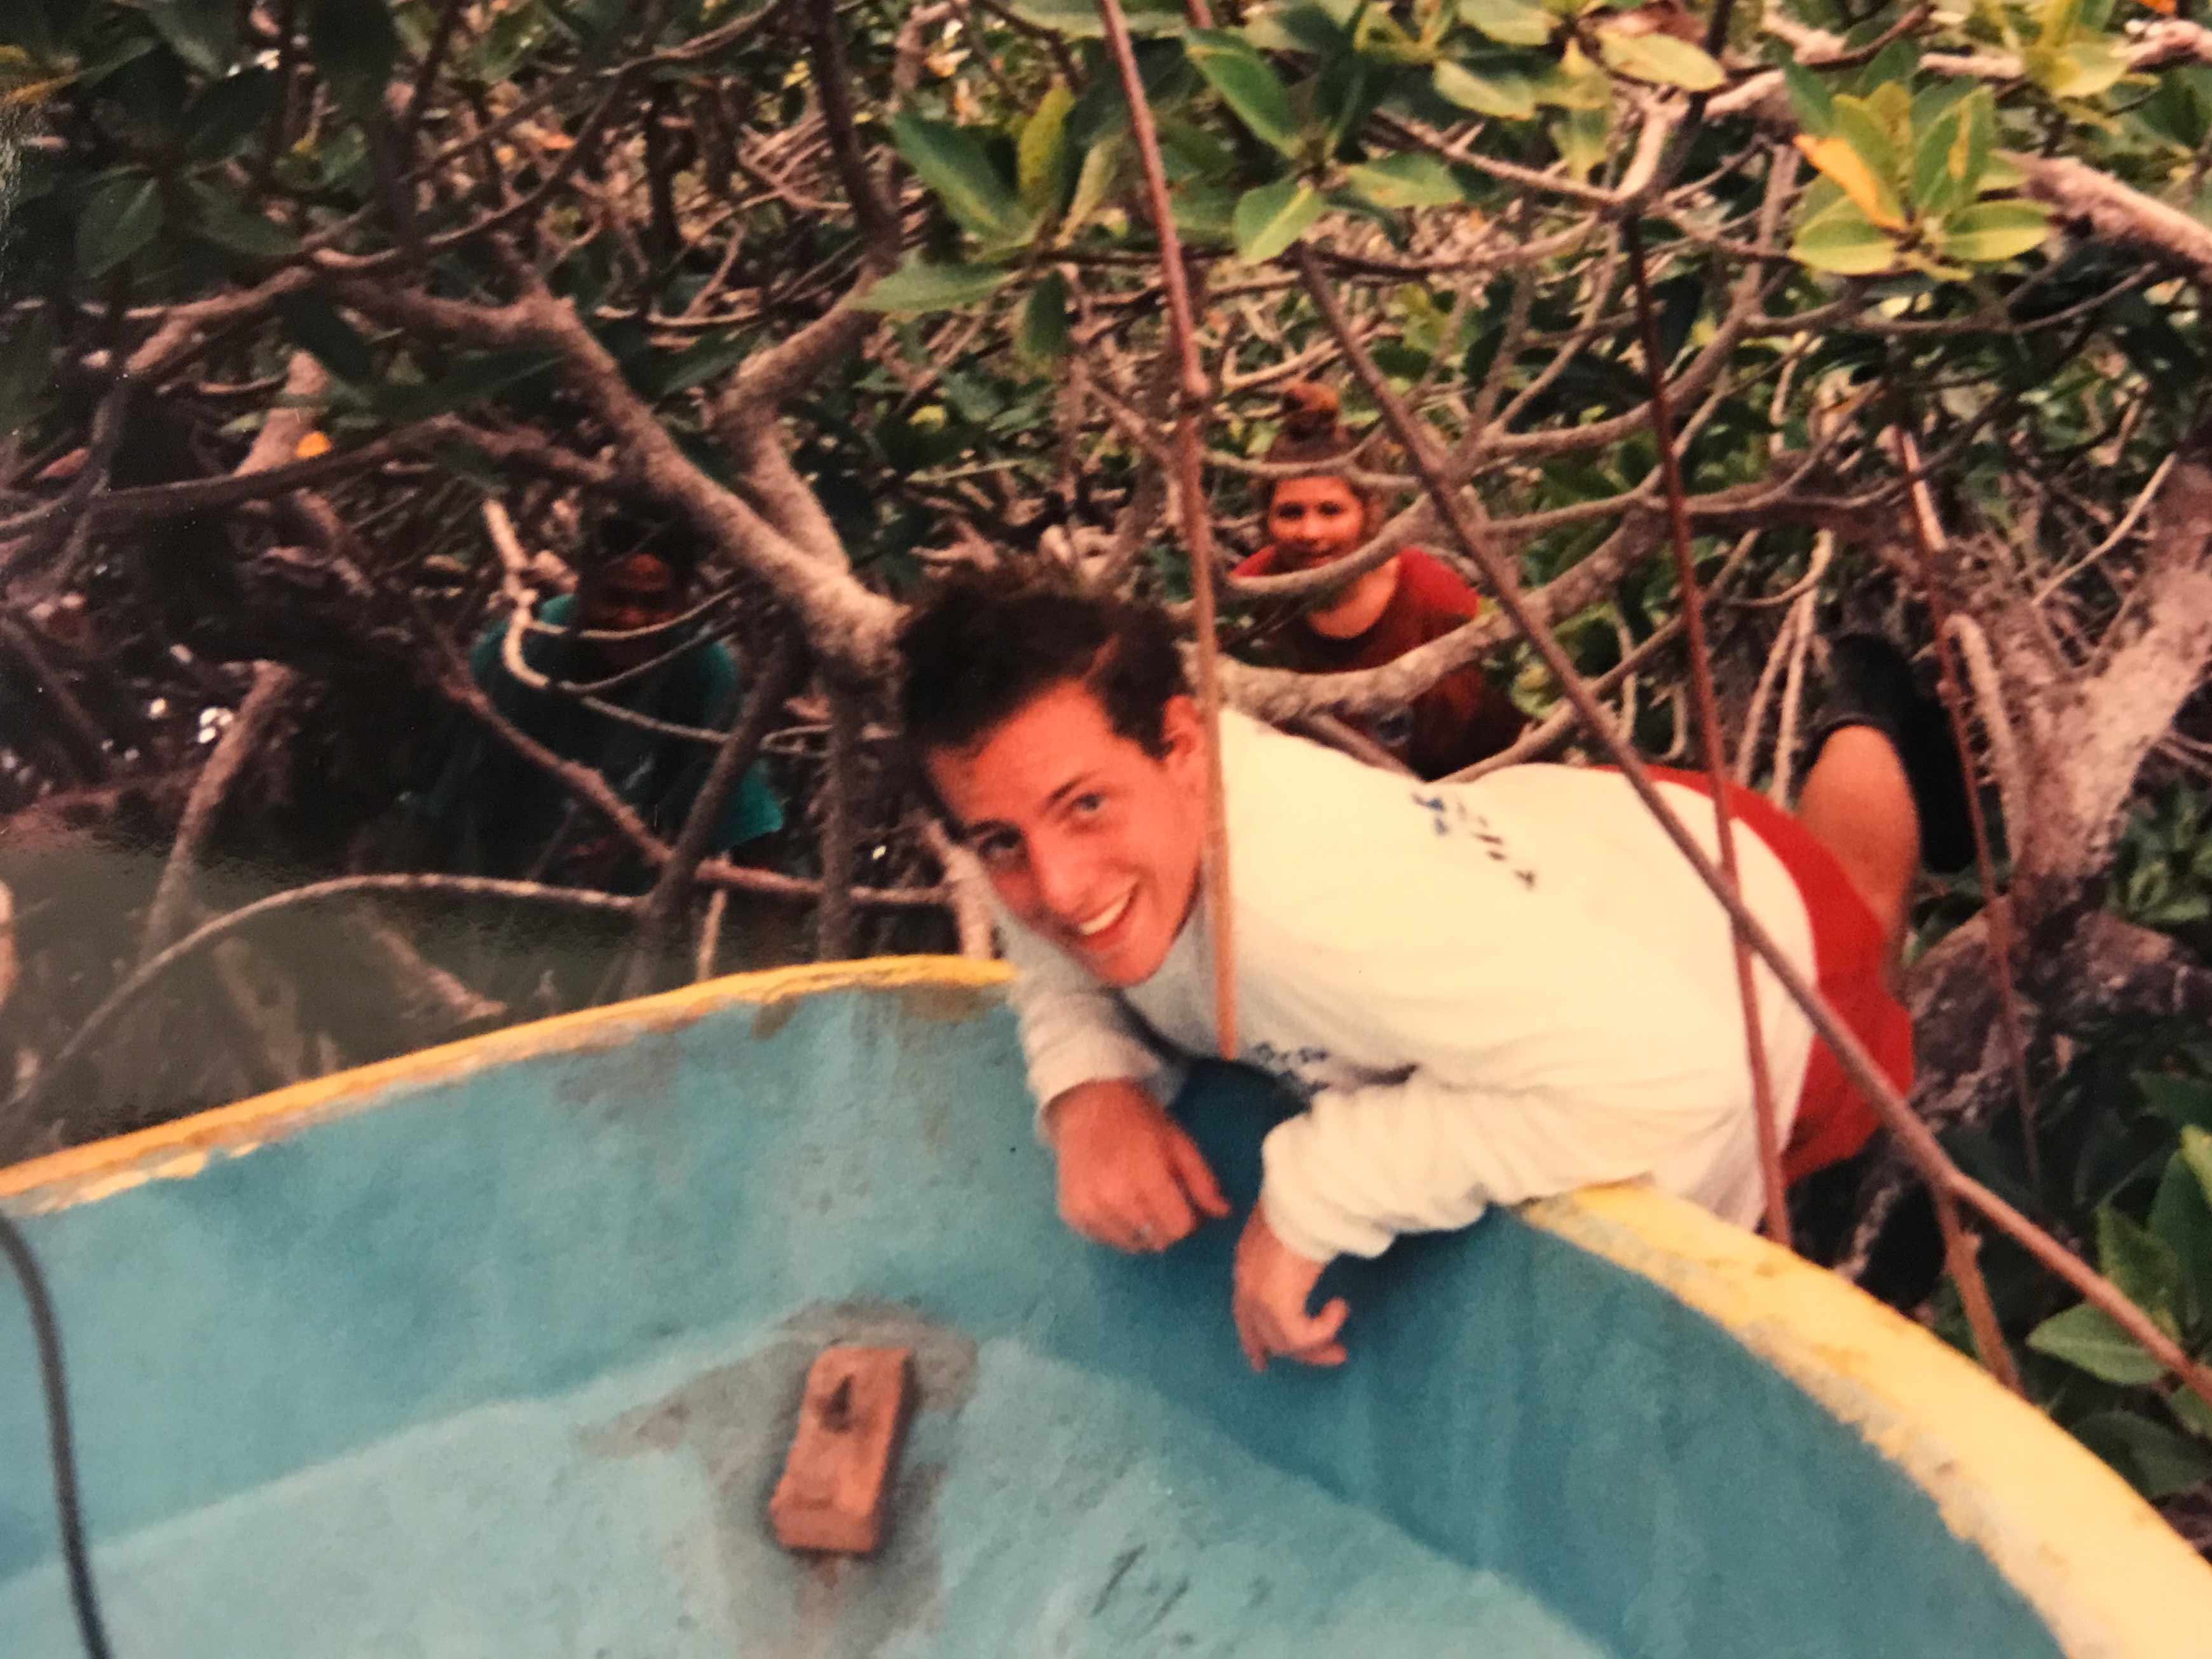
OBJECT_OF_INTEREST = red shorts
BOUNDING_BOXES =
[1639,767,1907,1184]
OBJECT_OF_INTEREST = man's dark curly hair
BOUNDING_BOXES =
[897,570,1189,773]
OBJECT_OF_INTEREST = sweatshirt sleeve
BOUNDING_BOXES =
[1258,1070,1701,1262]
[995,904,1182,1133]
[1224,765,1754,1265]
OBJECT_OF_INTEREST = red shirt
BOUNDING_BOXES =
[1232,545,1526,779]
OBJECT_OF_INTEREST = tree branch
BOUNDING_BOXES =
[619,632,803,995]
[1298,241,2212,1412]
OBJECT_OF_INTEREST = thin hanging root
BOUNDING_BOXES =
[1733,596,1801,788]
[1621,222,1792,1252]
[1945,611,2027,858]
[1768,592,1817,805]
[1937,1190,2023,1393]
[1890,424,2040,1191]
[1292,245,2212,1415]
[1098,0,1236,1058]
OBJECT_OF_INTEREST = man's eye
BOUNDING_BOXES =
[972,833,1021,865]
[1072,792,1107,817]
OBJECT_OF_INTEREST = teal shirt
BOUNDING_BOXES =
[450,595,784,879]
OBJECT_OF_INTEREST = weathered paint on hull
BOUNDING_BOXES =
[0,957,2206,1657]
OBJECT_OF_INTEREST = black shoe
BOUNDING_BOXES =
[1807,634,1977,875]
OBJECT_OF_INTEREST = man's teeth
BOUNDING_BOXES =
[1075,891,1133,938]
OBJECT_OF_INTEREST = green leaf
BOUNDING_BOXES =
[887,113,1029,243]
[2071,1410,2212,1499]
[1791,196,1898,275]
[1186,29,1304,157]
[1062,139,1123,238]
[184,67,281,162]
[1244,3,1348,53]
[2026,1302,2166,1386]
[306,0,400,121]
[1829,93,1904,198]
[1529,44,1613,111]
[997,0,1185,37]
[1015,271,1071,366]
[540,0,629,43]
[76,174,165,278]
[1783,60,1834,139]
[371,350,560,421]
[1318,52,1379,150]
[1019,84,1075,221]
[1434,58,1537,119]
[2142,1072,2212,1135]
[1864,79,1915,149]
[1458,0,1554,47]
[2097,1204,2187,1331]
[2149,1148,2212,1335]
[1158,118,1237,181]
[853,259,1015,315]
[1913,95,1986,221]
[276,292,376,382]
[2038,0,2087,50]
[641,334,749,399]
[476,1,545,80]
[2184,1124,2212,1213]
[2174,1384,2212,1441]
[1233,175,1327,263]
[71,37,161,91]
[186,182,301,262]
[1937,199,2052,264]
[2027,38,2129,100]
[1342,151,1466,207]
[1172,180,1239,245]
[1595,29,1725,93]
[146,0,238,75]
[1552,106,1609,180]
[0,312,57,440]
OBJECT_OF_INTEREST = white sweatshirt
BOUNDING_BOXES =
[995,711,1821,1263]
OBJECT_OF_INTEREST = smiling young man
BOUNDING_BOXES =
[899,573,1953,1373]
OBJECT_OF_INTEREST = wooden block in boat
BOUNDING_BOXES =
[768,1344,915,1555]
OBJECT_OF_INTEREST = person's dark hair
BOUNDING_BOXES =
[593,505,702,587]
[1264,380,1354,470]
[898,570,1189,775]
[1262,381,1379,518]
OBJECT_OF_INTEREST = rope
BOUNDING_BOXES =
[1,1209,114,1659]
[1622,221,1793,1250]
[1098,0,1238,1058]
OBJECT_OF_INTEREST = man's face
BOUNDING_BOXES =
[1266,476,1370,570]
[927,681,1206,987]
[582,554,681,671]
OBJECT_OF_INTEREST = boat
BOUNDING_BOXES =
[3,957,2207,1657]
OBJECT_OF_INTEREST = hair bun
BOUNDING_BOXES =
[1279,381,1341,440]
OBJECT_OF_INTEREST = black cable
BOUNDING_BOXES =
[0,1208,114,1659]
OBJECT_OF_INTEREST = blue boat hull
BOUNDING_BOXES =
[1,960,2204,1656]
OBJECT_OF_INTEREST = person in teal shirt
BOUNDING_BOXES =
[437,520,784,890]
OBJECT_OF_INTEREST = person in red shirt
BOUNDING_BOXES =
[1232,383,1524,779]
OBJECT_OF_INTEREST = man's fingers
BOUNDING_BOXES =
[1165,1126,1231,1219]
[1060,1194,1147,1254]
[1134,1169,1198,1250]
[1231,1293,1269,1373]
[1283,1297,1349,1364]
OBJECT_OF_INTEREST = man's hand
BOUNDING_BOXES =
[1044,1080,1229,1253]
[1232,1206,1347,1373]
